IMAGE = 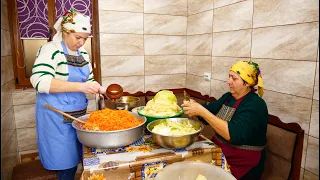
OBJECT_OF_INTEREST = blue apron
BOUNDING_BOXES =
[35,41,90,170]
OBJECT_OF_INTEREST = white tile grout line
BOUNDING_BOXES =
[210,0,214,97]
[186,0,188,89]
[249,0,254,58]
[304,38,320,170]
[143,0,145,93]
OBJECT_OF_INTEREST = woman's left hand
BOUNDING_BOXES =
[181,99,205,117]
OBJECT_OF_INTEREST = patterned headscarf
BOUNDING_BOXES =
[230,60,264,97]
[53,9,91,42]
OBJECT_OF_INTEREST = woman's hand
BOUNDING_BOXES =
[99,86,107,94]
[181,99,205,117]
[80,82,101,94]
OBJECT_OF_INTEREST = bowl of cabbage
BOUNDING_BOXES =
[137,90,184,124]
[146,118,203,149]
[137,107,184,124]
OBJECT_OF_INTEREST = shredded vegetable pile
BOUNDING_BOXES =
[83,108,142,131]
[152,119,197,136]
[140,90,182,116]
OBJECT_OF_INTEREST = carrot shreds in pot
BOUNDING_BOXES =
[83,108,142,131]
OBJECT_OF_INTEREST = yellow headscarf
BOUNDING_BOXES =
[230,60,264,97]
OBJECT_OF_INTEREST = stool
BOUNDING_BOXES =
[12,160,57,180]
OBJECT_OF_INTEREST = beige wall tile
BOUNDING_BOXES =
[214,0,246,8]
[187,55,211,76]
[145,35,186,55]
[187,10,213,35]
[314,62,319,100]
[101,56,144,77]
[310,100,319,138]
[304,170,319,180]
[212,57,246,81]
[99,11,143,34]
[1,107,15,152]
[263,90,312,134]
[1,30,11,56]
[1,79,14,118]
[253,59,316,98]
[12,90,36,106]
[253,0,319,28]
[102,76,144,93]
[213,0,253,32]
[87,100,97,111]
[100,34,144,55]
[302,135,308,168]
[1,131,18,180]
[187,34,212,55]
[145,74,186,92]
[144,14,187,35]
[210,79,229,99]
[145,55,186,75]
[1,56,14,86]
[1,3,9,31]
[305,136,319,175]
[188,0,213,15]
[186,74,211,95]
[17,127,37,152]
[98,0,143,12]
[300,168,304,180]
[144,0,187,16]
[86,94,96,101]
[212,29,251,57]
[14,104,35,129]
[252,23,319,61]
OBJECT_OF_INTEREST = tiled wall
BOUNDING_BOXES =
[98,0,188,93]
[1,0,19,179]
[185,0,319,179]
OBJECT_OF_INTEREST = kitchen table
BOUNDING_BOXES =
[80,134,230,180]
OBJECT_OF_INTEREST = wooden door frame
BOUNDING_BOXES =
[7,0,101,89]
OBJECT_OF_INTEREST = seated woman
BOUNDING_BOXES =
[182,60,268,180]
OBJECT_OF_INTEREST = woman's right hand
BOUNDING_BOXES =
[181,99,205,117]
[80,82,101,94]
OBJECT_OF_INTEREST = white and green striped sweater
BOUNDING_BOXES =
[30,41,95,94]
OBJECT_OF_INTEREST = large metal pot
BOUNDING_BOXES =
[96,95,139,111]
[72,112,146,148]
[114,96,140,111]
[146,118,203,149]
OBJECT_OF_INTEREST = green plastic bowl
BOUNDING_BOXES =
[137,107,184,124]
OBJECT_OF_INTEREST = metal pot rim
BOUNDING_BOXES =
[146,118,204,137]
[72,113,146,133]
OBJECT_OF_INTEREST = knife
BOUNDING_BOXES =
[184,90,191,102]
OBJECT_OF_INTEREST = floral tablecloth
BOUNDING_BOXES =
[81,134,229,180]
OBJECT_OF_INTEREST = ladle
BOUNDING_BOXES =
[106,84,123,101]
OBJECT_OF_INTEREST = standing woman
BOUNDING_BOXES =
[182,60,268,180]
[30,9,104,180]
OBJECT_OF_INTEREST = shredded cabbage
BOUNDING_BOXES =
[140,90,182,116]
[196,174,207,180]
[152,119,197,136]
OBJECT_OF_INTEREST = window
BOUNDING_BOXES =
[8,0,101,88]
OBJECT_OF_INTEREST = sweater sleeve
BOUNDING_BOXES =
[30,44,61,94]
[228,98,268,145]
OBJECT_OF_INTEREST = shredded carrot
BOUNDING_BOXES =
[83,108,143,131]
[88,173,106,180]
